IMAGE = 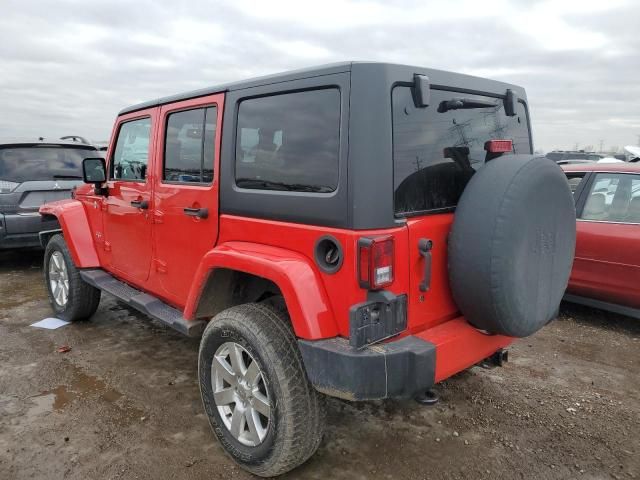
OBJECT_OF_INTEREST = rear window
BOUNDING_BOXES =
[0,146,96,183]
[235,88,340,193]
[392,87,532,215]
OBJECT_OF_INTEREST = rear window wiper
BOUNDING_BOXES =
[236,178,332,193]
[53,174,83,179]
[438,98,497,113]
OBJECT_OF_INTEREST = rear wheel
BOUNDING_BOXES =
[198,303,325,477]
[44,234,101,321]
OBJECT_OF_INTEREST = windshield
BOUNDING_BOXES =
[0,146,95,183]
[392,87,532,215]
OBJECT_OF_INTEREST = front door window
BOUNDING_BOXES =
[112,117,152,181]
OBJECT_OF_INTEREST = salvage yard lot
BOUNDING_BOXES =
[1,249,638,480]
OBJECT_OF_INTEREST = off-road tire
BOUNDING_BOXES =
[198,303,325,477]
[44,234,101,321]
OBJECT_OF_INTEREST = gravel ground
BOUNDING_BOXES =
[0,249,638,480]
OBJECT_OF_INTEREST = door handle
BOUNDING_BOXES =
[183,207,208,219]
[418,238,433,292]
[130,199,149,209]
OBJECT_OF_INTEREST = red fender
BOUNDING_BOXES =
[39,199,100,268]
[185,241,338,340]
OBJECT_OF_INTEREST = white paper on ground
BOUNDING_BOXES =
[30,318,70,330]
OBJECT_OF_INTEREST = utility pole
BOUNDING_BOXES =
[599,139,604,153]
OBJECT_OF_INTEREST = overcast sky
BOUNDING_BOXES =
[1,0,638,152]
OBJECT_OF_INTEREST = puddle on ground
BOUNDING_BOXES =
[40,385,74,411]
[29,392,56,416]
[29,368,124,416]
[0,279,47,309]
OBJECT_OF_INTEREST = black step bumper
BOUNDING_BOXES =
[298,336,436,401]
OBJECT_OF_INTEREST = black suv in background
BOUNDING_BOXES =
[0,138,101,249]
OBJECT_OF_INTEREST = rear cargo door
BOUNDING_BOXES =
[391,85,533,331]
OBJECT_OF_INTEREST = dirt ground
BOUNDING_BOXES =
[0,249,638,480]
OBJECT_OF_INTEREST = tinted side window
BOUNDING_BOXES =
[581,173,640,223]
[392,87,532,215]
[112,117,152,181]
[164,106,217,183]
[235,89,340,193]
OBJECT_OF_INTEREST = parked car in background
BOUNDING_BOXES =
[562,163,640,318]
[546,150,603,163]
[597,156,625,164]
[556,159,596,166]
[0,138,100,249]
[625,146,640,162]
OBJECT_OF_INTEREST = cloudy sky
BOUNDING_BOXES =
[1,0,638,152]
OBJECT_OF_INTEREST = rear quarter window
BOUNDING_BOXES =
[235,88,340,193]
[392,87,532,215]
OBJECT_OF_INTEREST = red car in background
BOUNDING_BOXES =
[562,163,640,318]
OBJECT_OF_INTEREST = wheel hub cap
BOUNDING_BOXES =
[48,251,69,307]
[211,342,271,447]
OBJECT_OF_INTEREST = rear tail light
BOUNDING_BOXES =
[358,236,394,290]
[484,139,513,153]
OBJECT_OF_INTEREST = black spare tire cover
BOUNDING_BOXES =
[449,155,576,338]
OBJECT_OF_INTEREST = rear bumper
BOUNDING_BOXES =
[0,213,60,249]
[299,317,512,401]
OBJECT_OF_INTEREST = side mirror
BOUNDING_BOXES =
[83,158,106,183]
[82,158,108,195]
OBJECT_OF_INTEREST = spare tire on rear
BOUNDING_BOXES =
[449,155,575,338]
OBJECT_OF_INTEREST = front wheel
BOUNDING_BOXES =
[44,234,101,321]
[198,303,325,477]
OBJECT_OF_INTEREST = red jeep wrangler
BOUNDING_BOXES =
[40,62,575,477]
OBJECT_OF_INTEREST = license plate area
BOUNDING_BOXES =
[349,292,408,349]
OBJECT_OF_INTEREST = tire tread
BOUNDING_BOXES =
[44,234,101,321]
[199,302,325,477]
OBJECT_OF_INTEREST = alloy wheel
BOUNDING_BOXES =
[48,251,69,307]
[211,341,271,446]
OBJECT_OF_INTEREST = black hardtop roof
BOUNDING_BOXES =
[119,61,527,116]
